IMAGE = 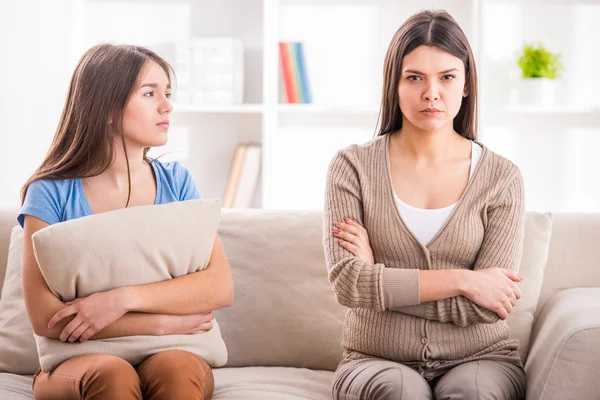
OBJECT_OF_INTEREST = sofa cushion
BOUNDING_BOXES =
[506,212,553,362]
[215,210,346,371]
[31,199,227,372]
[0,227,39,374]
[525,288,600,400]
[537,213,600,319]
[0,367,334,400]
[0,373,33,400]
[213,367,333,399]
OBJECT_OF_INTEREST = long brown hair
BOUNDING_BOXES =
[377,10,478,140]
[21,44,174,205]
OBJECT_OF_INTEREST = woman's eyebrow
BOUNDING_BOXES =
[139,83,171,89]
[402,68,459,75]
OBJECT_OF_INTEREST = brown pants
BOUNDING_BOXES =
[32,350,214,400]
[333,358,526,400]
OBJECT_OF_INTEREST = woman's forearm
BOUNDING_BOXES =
[121,235,234,315]
[419,269,468,302]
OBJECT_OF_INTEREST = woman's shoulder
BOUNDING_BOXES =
[26,177,78,199]
[149,158,201,201]
[480,145,522,178]
[19,178,79,227]
[329,135,387,168]
[477,144,524,195]
[149,158,193,182]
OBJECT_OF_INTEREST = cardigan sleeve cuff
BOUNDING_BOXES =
[382,268,420,309]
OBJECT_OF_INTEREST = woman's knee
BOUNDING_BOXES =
[434,361,525,400]
[137,350,214,399]
[82,354,138,381]
[333,360,432,400]
[33,354,141,400]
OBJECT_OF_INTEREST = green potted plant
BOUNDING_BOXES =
[516,43,563,106]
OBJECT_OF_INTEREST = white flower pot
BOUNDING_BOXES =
[518,78,557,106]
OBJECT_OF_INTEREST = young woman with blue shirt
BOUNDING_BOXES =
[19,44,233,400]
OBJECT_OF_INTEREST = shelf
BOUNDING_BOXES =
[481,0,599,4]
[493,105,600,115]
[277,104,380,114]
[172,103,264,114]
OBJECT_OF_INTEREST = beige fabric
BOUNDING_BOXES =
[31,199,227,372]
[215,210,346,371]
[0,211,17,300]
[525,288,600,400]
[0,373,34,400]
[212,367,333,399]
[0,367,335,400]
[0,227,39,374]
[324,135,527,372]
[506,212,553,362]
[537,213,600,320]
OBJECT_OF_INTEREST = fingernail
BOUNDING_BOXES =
[519,275,524,280]
[333,229,340,234]
[334,221,341,227]
[345,217,351,223]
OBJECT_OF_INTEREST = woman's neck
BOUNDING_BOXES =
[101,139,148,187]
[390,122,465,164]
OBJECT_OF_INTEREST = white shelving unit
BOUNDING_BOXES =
[70,0,600,211]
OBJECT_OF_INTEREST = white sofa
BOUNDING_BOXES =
[0,209,599,399]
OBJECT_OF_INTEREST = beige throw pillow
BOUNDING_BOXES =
[31,199,227,372]
[507,212,553,362]
[215,210,347,372]
[0,226,40,374]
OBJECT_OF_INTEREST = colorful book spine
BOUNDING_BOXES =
[278,42,299,103]
[289,43,305,103]
[294,42,312,104]
[278,41,312,104]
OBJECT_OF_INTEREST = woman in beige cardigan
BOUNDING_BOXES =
[324,10,526,400]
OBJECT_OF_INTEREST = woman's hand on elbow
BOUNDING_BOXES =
[159,312,215,335]
[462,268,523,320]
[48,287,130,343]
[333,217,375,264]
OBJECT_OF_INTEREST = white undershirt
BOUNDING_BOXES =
[394,141,483,247]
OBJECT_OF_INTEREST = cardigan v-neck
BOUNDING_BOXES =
[386,135,486,251]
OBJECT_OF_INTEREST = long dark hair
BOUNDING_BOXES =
[377,10,478,140]
[21,44,174,205]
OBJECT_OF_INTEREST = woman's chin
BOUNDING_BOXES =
[406,116,452,133]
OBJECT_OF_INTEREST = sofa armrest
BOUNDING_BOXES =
[524,288,600,400]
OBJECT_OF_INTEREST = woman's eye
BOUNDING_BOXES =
[166,93,171,99]
[144,91,154,97]
[407,75,421,81]
[442,74,456,80]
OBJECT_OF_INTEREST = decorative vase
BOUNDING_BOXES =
[518,77,557,106]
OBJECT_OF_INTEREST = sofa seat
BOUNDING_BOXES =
[0,367,334,400]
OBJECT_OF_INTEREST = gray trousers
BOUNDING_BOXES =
[332,358,526,400]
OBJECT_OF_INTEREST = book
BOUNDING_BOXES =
[279,42,299,103]
[295,42,312,104]
[223,143,262,208]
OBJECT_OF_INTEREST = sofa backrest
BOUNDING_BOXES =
[535,213,600,319]
[0,210,17,299]
[1,208,598,368]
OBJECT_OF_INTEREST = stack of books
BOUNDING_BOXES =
[278,41,312,104]
[223,143,262,208]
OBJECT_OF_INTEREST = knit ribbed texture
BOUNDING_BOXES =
[323,134,525,377]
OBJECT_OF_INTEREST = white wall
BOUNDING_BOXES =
[0,0,72,209]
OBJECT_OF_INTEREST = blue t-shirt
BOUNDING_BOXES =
[18,160,201,228]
